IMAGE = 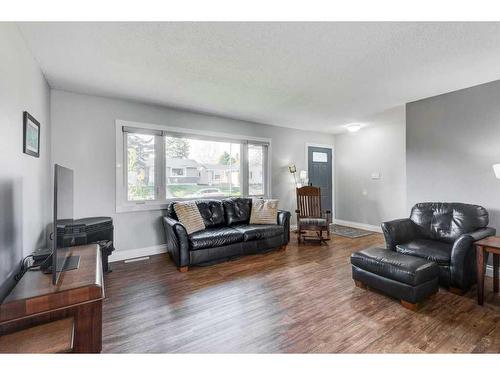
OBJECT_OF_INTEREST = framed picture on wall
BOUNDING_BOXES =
[23,111,40,158]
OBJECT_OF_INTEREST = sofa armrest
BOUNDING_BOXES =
[162,216,190,267]
[381,218,419,251]
[277,210,291,244]
[450,227,496,288]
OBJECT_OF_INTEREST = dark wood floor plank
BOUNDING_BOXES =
[102,232,500,353]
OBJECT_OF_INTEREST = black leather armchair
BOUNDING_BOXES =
[382,202,496,292]
[162,198,291,272]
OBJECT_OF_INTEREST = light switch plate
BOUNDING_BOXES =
[371,172,381,180]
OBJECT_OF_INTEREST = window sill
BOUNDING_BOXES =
[116,202,168,213]
[116,195,256,213]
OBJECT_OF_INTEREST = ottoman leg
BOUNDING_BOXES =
[354,280,367,289]
[400,300,419,311]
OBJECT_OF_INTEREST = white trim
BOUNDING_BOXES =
[486,265,495,278]
[305,143,335,220]
[124,256,150,263]
[291,219,382,234]
[109,244,168,263]
[332,218,382,233]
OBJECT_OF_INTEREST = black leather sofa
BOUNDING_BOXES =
[162,198,291,271]
[382,202,496,293]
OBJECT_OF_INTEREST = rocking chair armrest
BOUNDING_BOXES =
[295,209,301,214]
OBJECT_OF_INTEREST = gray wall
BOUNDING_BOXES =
[0,24,51,298]
[50,90,335,253]
[334,106,406,226]
[407,80,500,231]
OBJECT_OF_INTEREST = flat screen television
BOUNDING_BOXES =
[0,179,23,302]
[51,164,80,285]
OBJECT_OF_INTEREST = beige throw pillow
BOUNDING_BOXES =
[249,199,279,225]
[174,201,206,234]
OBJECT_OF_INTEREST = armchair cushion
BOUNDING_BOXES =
[396,239,452,266]
[410,202,489,243]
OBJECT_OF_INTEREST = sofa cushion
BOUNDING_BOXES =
[223,197,252,225]
[396,239,452,266]
[410,202,489,243]
[173,201,206,235]
[231,224,283,241]
[249,199,278,225]
[195,200,225,228]
[188,227,244,250]
[351,247,439,286]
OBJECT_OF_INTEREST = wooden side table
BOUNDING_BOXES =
[0,245,104,352]
[475,236,500,305]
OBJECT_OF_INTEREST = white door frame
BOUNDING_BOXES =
[305,143,335,220]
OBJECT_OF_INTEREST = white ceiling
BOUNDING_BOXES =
[17,22,500,133]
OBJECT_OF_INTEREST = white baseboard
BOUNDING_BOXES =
[291,219,382,233]
[332,219,382,233]
[109,244,168,263]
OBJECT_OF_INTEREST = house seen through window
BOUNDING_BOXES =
[165,136,241,199]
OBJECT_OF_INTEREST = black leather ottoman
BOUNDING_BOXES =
[351,247,439,310]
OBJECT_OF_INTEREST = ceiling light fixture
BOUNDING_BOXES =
[345,123,362,133]
[493,163,500,179]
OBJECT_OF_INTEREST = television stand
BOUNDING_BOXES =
[61,255,80,271]
[40,254,81,273]
[0,244,103,353]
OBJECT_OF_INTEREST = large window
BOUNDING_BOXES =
[118,123,270,210]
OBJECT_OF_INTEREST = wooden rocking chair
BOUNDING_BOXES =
[295,186,331,244]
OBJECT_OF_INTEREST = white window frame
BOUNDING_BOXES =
[170,168,185,177]
[116,119,272,213]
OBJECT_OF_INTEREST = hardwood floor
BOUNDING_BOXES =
[102,232,500,353]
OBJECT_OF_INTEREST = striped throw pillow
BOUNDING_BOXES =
[173,201,206,235]
[249,199,279,225]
